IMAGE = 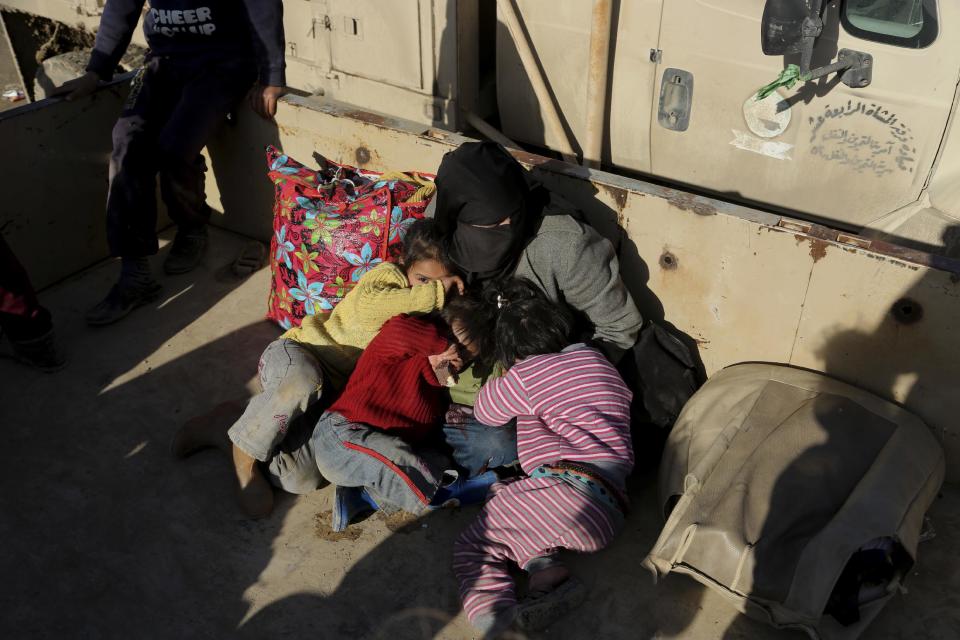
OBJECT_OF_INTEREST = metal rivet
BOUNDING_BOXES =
[659,251,678,270]
[355,147,371,165]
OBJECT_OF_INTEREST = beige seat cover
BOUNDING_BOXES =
[642,363,944,639]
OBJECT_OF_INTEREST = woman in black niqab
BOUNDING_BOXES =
[433,142,546,284]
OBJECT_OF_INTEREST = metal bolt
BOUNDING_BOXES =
[891,297,923,324]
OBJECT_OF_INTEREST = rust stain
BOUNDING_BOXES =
[341,110,391,128]
[668,191,717,216]
[808,238,829,263]
[509,149,552,167]
[596,183,628,211]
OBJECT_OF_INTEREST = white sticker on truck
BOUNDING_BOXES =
[743,92,791,138]
[729,129,793,160]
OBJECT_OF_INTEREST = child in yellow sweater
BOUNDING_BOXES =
[174,219,463,517]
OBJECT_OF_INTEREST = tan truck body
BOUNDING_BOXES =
[1,3,959,638]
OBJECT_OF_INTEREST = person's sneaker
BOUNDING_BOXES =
[8,328,67,372]
[515,576,587,631]
[332,485,379,532]
[164,226,208,275]
[85,280,162,326]
[429,470,497,508]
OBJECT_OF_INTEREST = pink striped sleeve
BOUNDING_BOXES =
[474,370,529,427]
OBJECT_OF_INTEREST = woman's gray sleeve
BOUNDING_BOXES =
[556,225,643,362]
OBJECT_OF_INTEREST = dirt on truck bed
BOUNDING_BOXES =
[1,228,958,639]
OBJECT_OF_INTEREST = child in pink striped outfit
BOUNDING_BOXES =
[452,279,634,636]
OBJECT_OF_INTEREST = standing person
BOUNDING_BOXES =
[0,236,66,371]
[431,141,642,477]
[52,1,286,325]
[453,279,634,636]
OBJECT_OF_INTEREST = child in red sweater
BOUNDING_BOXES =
[315,313,459,527]
[267,298,497,531]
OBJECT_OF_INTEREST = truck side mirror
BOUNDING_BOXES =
[760,0,819,55]
[760,0,872,89]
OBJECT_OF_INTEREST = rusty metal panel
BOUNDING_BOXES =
[790,243,960,477]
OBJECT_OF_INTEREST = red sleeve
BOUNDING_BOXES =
[366,315,450,365]
[391,354,444,389]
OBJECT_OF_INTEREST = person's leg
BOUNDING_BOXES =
[87,59,176,326]
[0,236,64,371]
[454,476,624,634]
[172,338,324,517]
[311,413,450,515]
[524,556,571,594]
[442,405,518,477]
[263,411,326,495]
[453,499,524,637]
[225,339,326,461]
[156,58,255,275]
[226,339,324,516]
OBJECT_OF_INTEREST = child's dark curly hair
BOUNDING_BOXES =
[441,292,498,371]
[485,278,573,367]
[441,279,573,371]
[401,218,457,273]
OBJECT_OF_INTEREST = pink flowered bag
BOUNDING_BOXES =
[264,146,434,330]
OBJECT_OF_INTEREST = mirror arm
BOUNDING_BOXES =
[798,15,823,76]
[804,58,853,81]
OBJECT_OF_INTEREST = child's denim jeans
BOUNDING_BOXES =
[228,338,326,494]
[309,411,450,514]
[442,405,518,477]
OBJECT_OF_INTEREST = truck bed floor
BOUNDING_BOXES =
[1,228,957,639]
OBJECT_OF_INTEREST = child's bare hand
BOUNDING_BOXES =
[445,404,474,425]
[439,275,465,296]
[428,344,463,384]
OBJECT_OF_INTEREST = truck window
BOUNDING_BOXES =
[841,0,938,48]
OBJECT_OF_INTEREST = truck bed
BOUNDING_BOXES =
[1,227,957,639]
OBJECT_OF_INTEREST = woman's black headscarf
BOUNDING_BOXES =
[434,142,546,284]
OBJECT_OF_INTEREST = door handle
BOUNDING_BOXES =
[658,69,694,132]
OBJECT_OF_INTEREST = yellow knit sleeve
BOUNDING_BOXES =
[353,279,445,333]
